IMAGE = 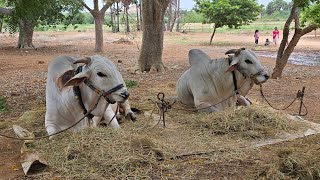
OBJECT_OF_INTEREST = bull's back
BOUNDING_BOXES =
[176,69,194,106]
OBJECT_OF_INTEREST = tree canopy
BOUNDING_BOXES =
[194,0,260,44]
[301,1,320,26]
[3,0,82,34]
[266,0,291,15]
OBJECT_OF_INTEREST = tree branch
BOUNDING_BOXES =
[0,7,12,15]
[101,0,114,13]
[277,6,296,60]
[80,0,93,13]
[302,24,319,36]
[293,8,300,29]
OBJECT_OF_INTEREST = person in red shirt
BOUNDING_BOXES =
[272,27,279,45]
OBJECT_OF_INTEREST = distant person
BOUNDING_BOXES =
[254,30,259,44]
[264,38,270,46]
[272,27,279,45]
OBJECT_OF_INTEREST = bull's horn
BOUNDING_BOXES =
[74,57,91,65]
[225,48,246,56]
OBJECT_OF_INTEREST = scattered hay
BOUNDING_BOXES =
[23,103,312,179]
[257,144,320,179]
[33,127,165,179]
[112,38,133,45]
[191,104,305,139]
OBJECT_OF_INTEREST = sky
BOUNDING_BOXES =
[83,0,291,11]
[180,0,291,10]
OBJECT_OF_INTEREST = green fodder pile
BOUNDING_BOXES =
[26,103,311,179]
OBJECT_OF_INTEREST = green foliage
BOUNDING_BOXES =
[0,96,9,112]
[194,0,260,29]
[4,0,83,34]
[266,0,291,15]
[180,10,205,23]
[301,1,320,26]
[125,80,138,88]
[262,9,290,21]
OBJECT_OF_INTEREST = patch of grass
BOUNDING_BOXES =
[0,96,9,112]
[125,79,138,88]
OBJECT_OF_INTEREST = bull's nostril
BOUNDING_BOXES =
[121,91,129,99]
[265,74,269,79]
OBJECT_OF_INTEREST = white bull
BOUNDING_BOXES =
[45,55,133,137]
[176,48,269,112]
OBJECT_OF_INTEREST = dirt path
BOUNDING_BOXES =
[0,31,319,178]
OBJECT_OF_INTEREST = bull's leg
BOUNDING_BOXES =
[101,105,120,129]
[237,95,251,106]
[195,100,219,113]
[118,100,136,121]
[45,123,61,139]
[91,116,102,127]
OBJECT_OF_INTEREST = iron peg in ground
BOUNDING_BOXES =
[297,86,306,116]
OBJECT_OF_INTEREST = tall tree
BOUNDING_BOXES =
[272,0,320,78]
[133,0,140,31]
[137,0,170,72]
[1,0,81,49]
[194,0,260,45]
[122,0,131,32]
[266,0,289,15]
[175,0,180,32]
[81,0,115,52]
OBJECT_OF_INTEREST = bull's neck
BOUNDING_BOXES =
[232,68,253,95]
[78,83,107,115]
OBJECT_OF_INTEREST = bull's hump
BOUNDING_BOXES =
[189,49,211,66]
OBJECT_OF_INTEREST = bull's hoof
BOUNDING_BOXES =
[126,112,137,122]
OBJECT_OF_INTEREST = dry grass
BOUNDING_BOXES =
[256,135,320,179]
[24,102,312,179]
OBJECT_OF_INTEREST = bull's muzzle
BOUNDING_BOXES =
[252,71,269,85]
[120,91,129,100]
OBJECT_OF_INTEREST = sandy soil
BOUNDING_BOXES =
[0,30,319,179]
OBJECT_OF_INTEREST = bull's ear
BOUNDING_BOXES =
[56,69,74,90]
[189,49,210,66]
[64,71,89,87]
[226,58,240,72]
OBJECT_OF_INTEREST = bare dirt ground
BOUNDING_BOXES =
[0,30,319,179]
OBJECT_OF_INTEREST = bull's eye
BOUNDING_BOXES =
[245,59,253,64]
[97,72,107,77]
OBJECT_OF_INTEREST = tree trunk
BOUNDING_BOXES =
[81,0,111,52]
[94,14,104,52]
[111,6,115,33]
[0,18,2,33]
[137,0,170,72]
[167,2,172,31]
[139,0,142,30]
[17,19,35,49]
[272,6,319,78]
[209,25,217,45]
[116,2,120,32]
[125,5,130,32]
[136,2,140,31]
[175,0,180,32]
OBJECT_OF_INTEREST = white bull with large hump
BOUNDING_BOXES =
[176,48,269,112]
[45,55,134,137]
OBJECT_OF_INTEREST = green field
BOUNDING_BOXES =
[28,19,289,36]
